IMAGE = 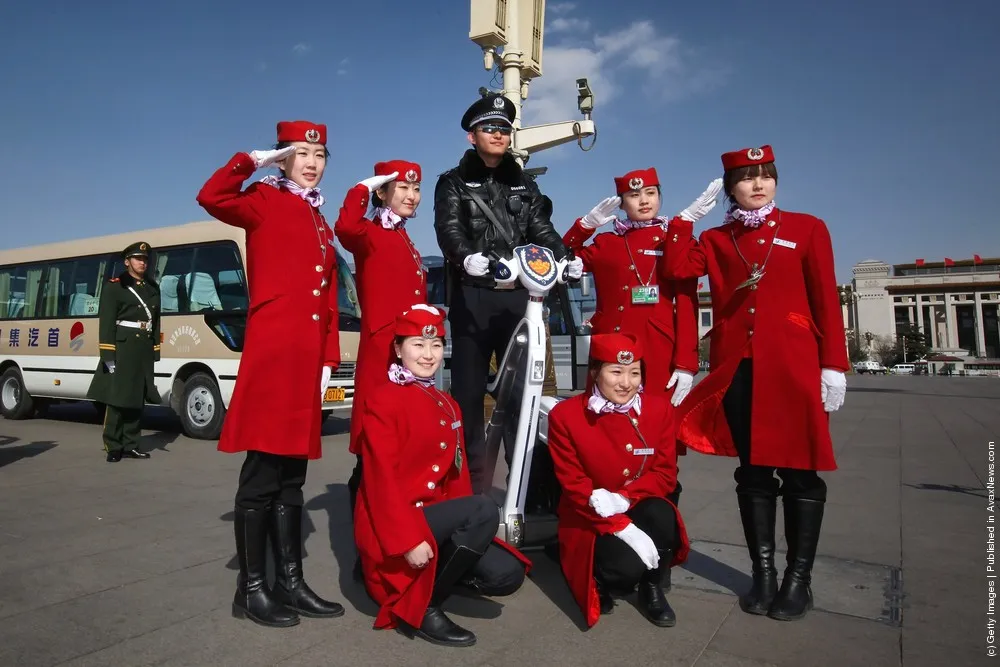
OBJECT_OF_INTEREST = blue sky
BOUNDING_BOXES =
[1,0,997,283]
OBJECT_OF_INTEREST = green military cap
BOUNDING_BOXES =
[123,241,152,258]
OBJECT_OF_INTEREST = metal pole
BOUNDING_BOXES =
[502,0,524,163]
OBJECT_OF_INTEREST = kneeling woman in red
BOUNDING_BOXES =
[354,305,531,648]
[546,333,689,628]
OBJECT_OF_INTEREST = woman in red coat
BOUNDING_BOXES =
[354,305,531,648]
[546,333,690,629]
[660,145,848,621]
[334,160,427,515]
[197,121,344,628]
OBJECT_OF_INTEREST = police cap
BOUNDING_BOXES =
[460,93,516,132]
[123,241,152,259]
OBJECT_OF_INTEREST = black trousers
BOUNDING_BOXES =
[449,284,530,494]
[423,495,526,596]
[235,451,309,510]
[593,497,679,594]
[722,359,826,502]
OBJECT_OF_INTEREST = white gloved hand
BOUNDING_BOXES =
[589,488,630,518]
[820,369,846,412]
[678,178,724,223]
[666,370,694,407]
[566,257,584,280]
[463,253,491,277]
[357,173,398,192]
[580,196,621,230]
[320,366,332,401]
[249,146,296,170]
[614,523,660,570]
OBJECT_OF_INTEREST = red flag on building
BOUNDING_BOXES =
[915,258,925,266]
[944,257,955,267]
[974,254,983,265]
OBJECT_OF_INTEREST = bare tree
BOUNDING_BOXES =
[871,334,895,364]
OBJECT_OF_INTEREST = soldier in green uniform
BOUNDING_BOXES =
[87,241,162,462]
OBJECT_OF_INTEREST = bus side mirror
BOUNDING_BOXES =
[579,274,591,297]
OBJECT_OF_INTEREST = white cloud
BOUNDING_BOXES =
[548,2,576,14]
[522,17,725,125]
[292,43,311,55]
[549,17,590,33]
[337,57,349,76]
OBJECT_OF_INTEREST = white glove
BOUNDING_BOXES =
[678,178,724,223]
[104,361,116,374]
[666,370,694,407]
[249,146,296,169]
[357,173,398,192]
[614,523,659,570]
[463,253,491,277]
[320,366,332,400]
[820,369,846,412]
[589,488,630,518]
[566,257,584,280]
[580,196,621,230]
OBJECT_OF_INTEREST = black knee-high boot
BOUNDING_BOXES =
[737,492,778,615]
[232,506,299,628]
[269,504,345,618]
[768,497,824,621]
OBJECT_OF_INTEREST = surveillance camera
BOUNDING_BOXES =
[576,78,594,116]
[576,78,591,95]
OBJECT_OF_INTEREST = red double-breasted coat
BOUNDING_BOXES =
[334,184,428,454]
[546,392,690,628]
[660,209,849,471]
[197,153,340,459]
[562,219,700,392]
[354,382,531,630]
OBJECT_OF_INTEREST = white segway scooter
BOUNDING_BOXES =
[479,244,573,549]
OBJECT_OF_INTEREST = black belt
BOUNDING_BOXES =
[460,277,525,292]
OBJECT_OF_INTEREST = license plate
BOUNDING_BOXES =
[323,387,346,403]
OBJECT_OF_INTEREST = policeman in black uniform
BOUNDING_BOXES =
[433,93,583,493]
[87,241,162,462]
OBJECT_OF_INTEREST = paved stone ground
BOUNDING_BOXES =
[0,375,993,666]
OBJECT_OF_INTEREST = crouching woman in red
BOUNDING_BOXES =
[354,305,531,648]
[546,333,690,628]
[197,120,344,628]
[661,145,848,621]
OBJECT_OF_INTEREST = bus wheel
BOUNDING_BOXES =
[180,372,226,440]
[0,367,35,420]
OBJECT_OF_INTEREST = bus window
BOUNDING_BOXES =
[152,242,247,314]
[335,250,361,322]
[0,265,42,320]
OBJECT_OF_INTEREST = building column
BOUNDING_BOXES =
[928,304,938,348]
[944,294,957,349]
[915,296,925,336]
[975,292,987,357]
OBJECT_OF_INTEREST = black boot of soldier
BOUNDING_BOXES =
[232,506,299,628]
[768,498,824,621]
[269,504,345,618]
[737,492,779,615]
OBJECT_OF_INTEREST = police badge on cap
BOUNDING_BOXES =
[461,93,516,131]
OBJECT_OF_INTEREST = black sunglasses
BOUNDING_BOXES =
[477,124,513,136]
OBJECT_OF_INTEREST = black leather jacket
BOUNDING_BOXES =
[434,150,568,289]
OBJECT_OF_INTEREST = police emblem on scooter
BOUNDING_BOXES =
[513,245,558,288]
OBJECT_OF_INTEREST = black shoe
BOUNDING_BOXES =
[122,448,150,459]
[768,497,824,621]
[352,556,364,582]
[406,543,483,647]
[106,450,123,463]
[232,506,299,628]
[737,492,779,615]
[637,550,676,627]
[595,578,615,615]
[269,504,344,618]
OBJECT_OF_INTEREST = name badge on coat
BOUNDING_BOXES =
[633,448,655,456]
[773,238,797,249]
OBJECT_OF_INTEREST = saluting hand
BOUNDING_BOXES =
[678,178,724,223]
[580,196,621,230]
[357,173,398,192]
[249,146,296,170]
[405,541,434,570]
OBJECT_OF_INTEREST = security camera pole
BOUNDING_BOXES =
[470,0,597,166]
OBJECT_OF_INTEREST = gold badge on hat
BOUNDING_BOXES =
[617,350,635,364]
[139,243,147,251]
[628,177,644,191]
[422,324,438,339]
[305,129,321,143]
[747,147,764,161]
[405,169,418,183]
